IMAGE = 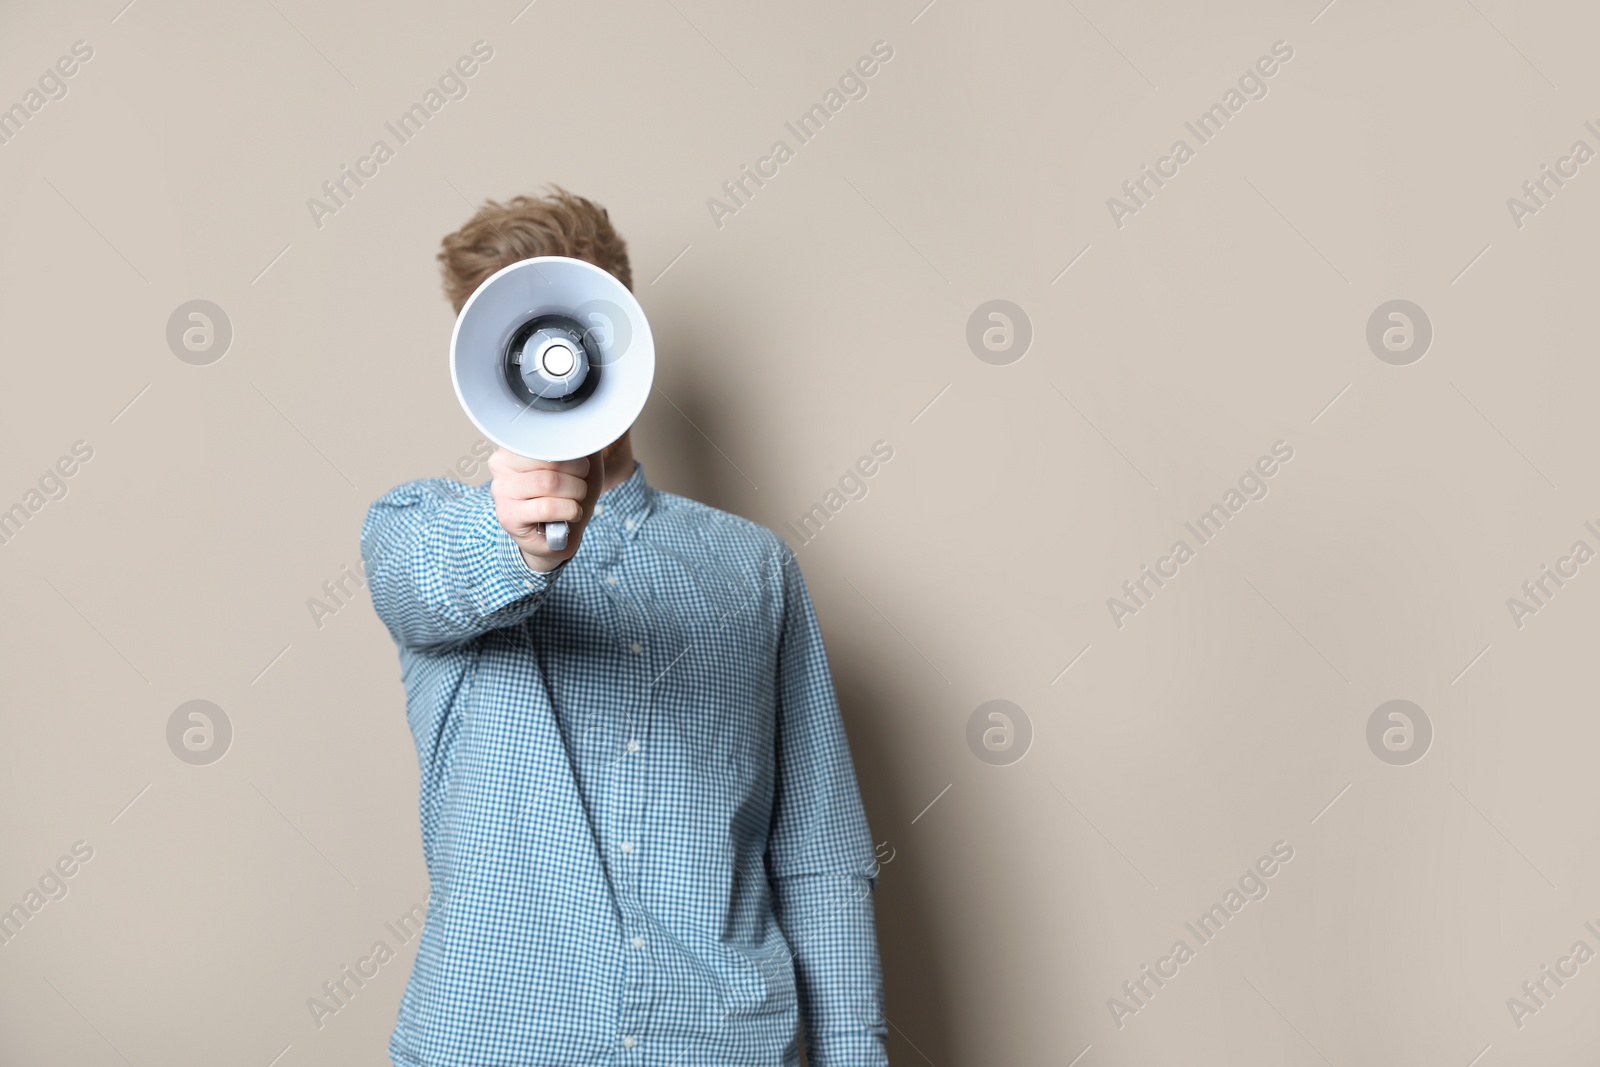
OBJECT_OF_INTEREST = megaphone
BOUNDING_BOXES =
[450,256,655,550]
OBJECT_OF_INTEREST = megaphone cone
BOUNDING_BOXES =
[450,256,655,549]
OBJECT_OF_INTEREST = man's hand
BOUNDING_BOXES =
[488,449,604,572]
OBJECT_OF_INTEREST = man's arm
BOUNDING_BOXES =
[766,552,889,1067]
[360,452,600,651]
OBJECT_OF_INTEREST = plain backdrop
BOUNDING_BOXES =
[3,0,1599,1064]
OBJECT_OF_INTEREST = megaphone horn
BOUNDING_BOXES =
[450,256,656,551]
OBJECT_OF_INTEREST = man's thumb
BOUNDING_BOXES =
[583,449,606,517]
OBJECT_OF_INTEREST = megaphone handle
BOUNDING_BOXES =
[543,521,570,552]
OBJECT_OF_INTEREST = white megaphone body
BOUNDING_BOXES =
[450,256,655,550]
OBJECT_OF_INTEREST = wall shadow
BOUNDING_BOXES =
[632,333,751,513]
[832,658,956,1067]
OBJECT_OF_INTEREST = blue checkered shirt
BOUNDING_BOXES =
[361,463,888,1067]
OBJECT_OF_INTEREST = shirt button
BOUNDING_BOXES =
[629,642,643,654]
[593,503,606,516]
[631,935,645,949]
[626,739,640,753]
[606,574,619,586]
[625,519,636,531]
[622,1035,637,1048]
[620,840,634,853]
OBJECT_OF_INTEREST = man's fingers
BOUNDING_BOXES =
[498,495,585,530]
[487,449,591,479]
[493,469,590,503]
[489,447,606,566]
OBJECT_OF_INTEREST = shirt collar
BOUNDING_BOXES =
[590,461,652,534]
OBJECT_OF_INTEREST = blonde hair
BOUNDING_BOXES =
[437,185,632,312]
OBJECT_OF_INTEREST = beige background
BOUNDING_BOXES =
[2,0,1597,1063]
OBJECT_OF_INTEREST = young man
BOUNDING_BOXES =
[362,188,888,1067]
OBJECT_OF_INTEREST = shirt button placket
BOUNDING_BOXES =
[617,592,651,1049]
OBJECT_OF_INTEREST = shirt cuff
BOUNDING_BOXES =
[497,525,566,588]
[462,489,566,615]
